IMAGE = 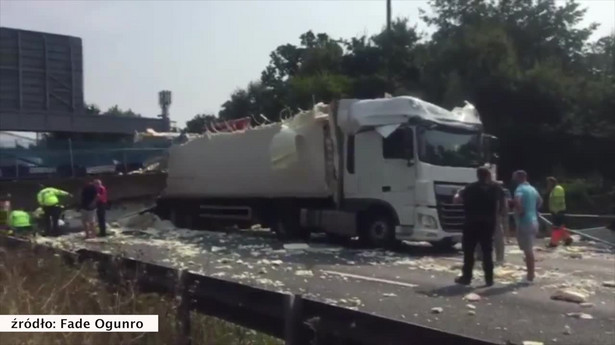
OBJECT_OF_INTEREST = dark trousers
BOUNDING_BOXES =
[42,205,62,236]
[97,204,107,236]
[462,220,495,283]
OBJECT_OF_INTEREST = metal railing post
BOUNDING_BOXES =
[285,294,307,345]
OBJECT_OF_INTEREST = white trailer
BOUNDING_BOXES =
[156,96,498,248]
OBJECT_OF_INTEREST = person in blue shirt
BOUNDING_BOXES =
[513,170,543,284]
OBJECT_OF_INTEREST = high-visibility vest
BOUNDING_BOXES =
[37,187,69,207]
[9,210,31,228]
[549,185,566,214]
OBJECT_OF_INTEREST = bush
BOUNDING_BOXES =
[0,247,281,345]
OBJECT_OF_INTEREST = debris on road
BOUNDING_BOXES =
[563,325,572,335]
[295,270,314,277]
[464,293,482,302]
[602,281,615,288]
[431,307,443,314]
[566,312,593,319]
[522,341,544,345]
[284,243,310,250]
[466,304,476,310]
[467,310,476,316]
[580,302,595,308]
[551,289,588,303]
[211,246,225,253]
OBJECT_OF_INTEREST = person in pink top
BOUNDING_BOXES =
[93,179,108,237]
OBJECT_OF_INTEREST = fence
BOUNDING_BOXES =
[0,143,167,180]
[0,235,498,345]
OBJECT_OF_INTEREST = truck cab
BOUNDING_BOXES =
[325,96,497,248]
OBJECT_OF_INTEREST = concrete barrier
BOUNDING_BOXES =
[0,173,167,210]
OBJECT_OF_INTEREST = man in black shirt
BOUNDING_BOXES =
[453,167,502,286]
[80,180,99,239]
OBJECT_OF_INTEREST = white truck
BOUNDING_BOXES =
[155,96,498,248]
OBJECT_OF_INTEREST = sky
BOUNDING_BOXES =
[1,0,614,129]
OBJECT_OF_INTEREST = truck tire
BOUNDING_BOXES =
[360,212,396,248]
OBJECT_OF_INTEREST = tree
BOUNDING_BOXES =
[185,114,217,133]
[215,0,615,183]
[103,105,141,117]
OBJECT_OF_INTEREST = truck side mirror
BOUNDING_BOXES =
[483,134,499,164]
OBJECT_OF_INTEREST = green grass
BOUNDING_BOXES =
[0,246,282,345]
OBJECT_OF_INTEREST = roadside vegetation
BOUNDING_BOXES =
[0,247,282,345]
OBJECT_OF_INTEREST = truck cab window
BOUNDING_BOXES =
[383,128,413,160]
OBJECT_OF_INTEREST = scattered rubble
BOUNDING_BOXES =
[551,289,588,303]
[284,243,310,250]
[580,302,595,308]
[464,293,482,302]
[566,312,593,320]
[382,293,398,297]
[295,270,314,277]
[602,281,615,288]
[467,310,476,316]
[522,341,544,345]
[563,325,572,335]
[431,307,443,314]
[466,304,476,310]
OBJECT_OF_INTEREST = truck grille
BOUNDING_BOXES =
[434,184,466,233]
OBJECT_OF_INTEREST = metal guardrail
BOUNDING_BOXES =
[538,214,615,247]
[0,235,499,345]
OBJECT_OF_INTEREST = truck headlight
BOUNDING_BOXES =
[418,214,438,229]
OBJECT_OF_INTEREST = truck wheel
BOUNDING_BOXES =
[430,238,457,251]
[360,213,396,248]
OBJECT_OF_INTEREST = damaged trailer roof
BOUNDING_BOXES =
[337,96,483,135]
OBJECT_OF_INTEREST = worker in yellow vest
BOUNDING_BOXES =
[546,177,572,247]
[37,185,72,237]
[9,209,33,234]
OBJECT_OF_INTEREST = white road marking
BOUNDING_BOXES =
[322,270,418,288]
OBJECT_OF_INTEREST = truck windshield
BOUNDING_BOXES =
[417,126,483,167]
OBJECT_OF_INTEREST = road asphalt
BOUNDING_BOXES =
[34,214,615,345]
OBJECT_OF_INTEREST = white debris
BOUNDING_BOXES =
[580,302,594,308]
[467,310,476,316]
[270,260,283,266]
[431,307,443,314]
[259,268,268,274]
[382,293,398,297]
[211,246,225,253]
[295,270,314,277]
[211,272,227,278]
[214,265,232,270]
[255,278,285,288]
[566,312,593,320]
[563,325,572,335]
[464,293,482,302]
[466,304,476,310]
[602,281,615,288]
[551,289,588,303]
[522,341,544,345]
[284,243,310,250]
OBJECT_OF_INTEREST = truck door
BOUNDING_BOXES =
[380,126,416,226]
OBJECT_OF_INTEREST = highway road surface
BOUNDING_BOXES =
[36,212,615,345]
